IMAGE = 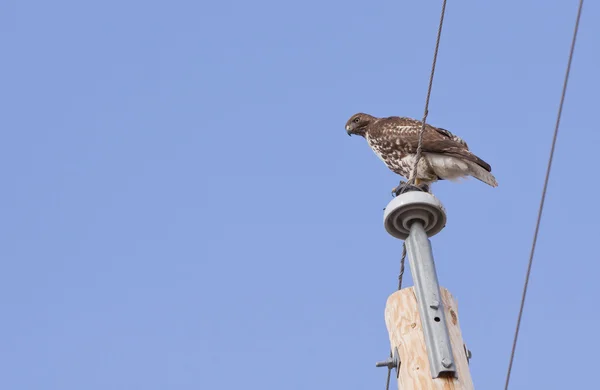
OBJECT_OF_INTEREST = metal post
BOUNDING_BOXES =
[382,191,456,379]
[405,220,456,377]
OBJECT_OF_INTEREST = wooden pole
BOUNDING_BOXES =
[384,286,474,389]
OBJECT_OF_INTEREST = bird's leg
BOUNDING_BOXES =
[391,180,421,197]
[414,178,431,193]
[391,178,430,197]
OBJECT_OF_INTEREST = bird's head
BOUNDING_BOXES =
[345,113,375,137]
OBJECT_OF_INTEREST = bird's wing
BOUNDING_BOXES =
[385,117,469,148]
[434,128,469,148]
[379,118,491,172]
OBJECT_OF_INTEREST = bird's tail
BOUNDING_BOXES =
[466,161,498,187]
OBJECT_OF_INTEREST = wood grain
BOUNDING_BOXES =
[384,287,474,389]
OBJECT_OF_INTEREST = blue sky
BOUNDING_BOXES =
[1,0,598,389]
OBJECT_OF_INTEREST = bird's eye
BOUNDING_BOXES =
[354,117,360,123]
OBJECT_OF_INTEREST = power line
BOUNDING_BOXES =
[398,243,406,290]
[409,0,448,185]
[385,360,392,390]
[503,1,584,388]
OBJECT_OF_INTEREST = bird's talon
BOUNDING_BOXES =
[391,181,407,197]
[418,183,430,193]
[392,181,430,197]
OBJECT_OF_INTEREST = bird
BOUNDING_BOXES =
[345,113,498,195]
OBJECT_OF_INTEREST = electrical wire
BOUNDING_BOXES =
[503,1,584,388]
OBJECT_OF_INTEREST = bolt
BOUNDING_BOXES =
[441,357,452,368]
[376,348,401,373]
[376,356,397,369]
[375,359,393,368]
[429,300,440,310]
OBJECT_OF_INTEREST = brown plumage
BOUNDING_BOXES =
[345,113,498,189]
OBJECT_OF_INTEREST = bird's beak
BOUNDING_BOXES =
[346,125,352,136]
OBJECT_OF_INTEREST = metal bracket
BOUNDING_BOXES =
[406,221,456,378]
[376,347,401,378]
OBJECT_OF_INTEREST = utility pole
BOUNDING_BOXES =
[376,191,474,389]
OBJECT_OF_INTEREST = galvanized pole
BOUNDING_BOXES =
[405,220,455,376]
[377,191,474,389]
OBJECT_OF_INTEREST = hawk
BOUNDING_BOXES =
[345,113,498,194]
